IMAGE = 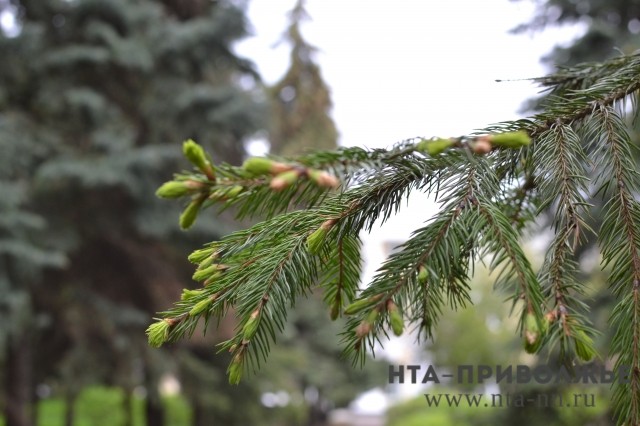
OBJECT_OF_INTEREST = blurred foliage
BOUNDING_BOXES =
[512,0,640,65]
[383,241,616,423]
[0,386,190,426]
[0,0,383,424]
[268,0,338,157]
[386,391,495,426]
[0,0,265,424]
[429,266,523,370]
[386,386,608,426]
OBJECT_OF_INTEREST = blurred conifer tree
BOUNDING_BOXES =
[268,0,338,157]
[0,1,263,425]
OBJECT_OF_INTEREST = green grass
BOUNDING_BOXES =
[0,386,191,426]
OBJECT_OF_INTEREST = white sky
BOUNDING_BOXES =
[238,0,582,149]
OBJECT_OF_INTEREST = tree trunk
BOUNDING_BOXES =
[307,402,327,426]
[192,398,205,426]
[305,386,328,426]
[122,386,133,426]
[63,389,76,426]
[145,394,164,426]
[4,334,33,426]
[144,364,164,426]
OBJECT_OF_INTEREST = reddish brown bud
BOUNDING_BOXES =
[355,320,372,338]
[472,136,493,155]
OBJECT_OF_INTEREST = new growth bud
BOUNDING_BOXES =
[188,246,217,264]
[242,158,293,176]
[156,180,204,199]
[387,301,404,337]
[146,319,172,348]
[203,271,222,286]
[417,265,428,285]
[197,254,215,270]
[208,185,244,202]
[228,353,243,385]
[344,294,383,315]
[416,138,455,156]
[189,297,213,316]
[270,170,300,191]
[356,320,372,338]
[309,170,340,189]
[489,131,531,149]
[224,185,244,198]
[183,139,215,180]
[574,330,596,361]
[523,311,542,354]
[192,264,227,283]
[355,306,380,338]
[471,136,493,155]
[179,196,205,230]
[307,219,337,255]
[181,289,204,301]
[366,308,379,324]
[243,157,273,175]
[542,311,556,334]
[192,264,218,282]
[242,309,261,341]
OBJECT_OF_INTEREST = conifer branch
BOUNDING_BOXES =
[485,53,640,138]
[534,123,596,359]
[534,53,637,95]
[341,161,483,363]
[589,105,640,424]
[477,201,544,313]
[319,235,362,320]
[506,174,537,228]
[147,52,640,424]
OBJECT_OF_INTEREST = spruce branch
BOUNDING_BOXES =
[534,123,597,360]
[503,174,537,229]
[485,53,640,139]
[146,51,640,424]
[318,235,362,320]
[149,135,542,374]
[534,53,639,96]
[589,105,640,424]
[476,200,545,323]
[340,163,483,364]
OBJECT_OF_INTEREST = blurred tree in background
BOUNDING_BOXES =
[268,0,338,157]
[0,0,264,425]
[512,0,640,65]
[0,0,382,425]
[258,2,383,425]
